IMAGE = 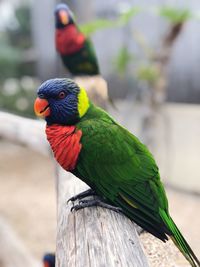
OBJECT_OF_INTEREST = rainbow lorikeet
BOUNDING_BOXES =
[34,78,200,267]
[43,253,55,267]
[55,3,100,76]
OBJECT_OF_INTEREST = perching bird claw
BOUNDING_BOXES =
[70,199,122,213]
[67,188,96,203]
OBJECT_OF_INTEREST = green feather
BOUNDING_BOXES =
[61,39,99,75]
[71,103,199,266]
[160,210,200,267]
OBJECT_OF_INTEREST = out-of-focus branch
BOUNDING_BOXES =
[0,217,40,267]
[152,22,185,105]
[0,111,49,156]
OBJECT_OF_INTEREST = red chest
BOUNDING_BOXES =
[55,24,85,55]
[46,125,82,171]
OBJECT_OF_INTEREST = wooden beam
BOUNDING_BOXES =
[0,111,49,156]
[75,75,109,110]
[56,169,149,267]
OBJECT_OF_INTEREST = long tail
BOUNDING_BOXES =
[160,210,200,267]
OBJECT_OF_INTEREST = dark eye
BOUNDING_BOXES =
[58,91,66,99]
[38,93,45,99]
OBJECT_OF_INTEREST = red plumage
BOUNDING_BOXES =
[55,24,85,55]
[46,125,82,171]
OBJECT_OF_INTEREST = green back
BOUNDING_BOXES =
[72,103,200,266]
[73,104,170,241]
[62,39,99,75]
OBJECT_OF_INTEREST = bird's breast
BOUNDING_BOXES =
[46,124,82,171]
[56,25,85,55]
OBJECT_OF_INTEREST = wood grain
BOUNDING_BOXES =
[0,111,49,156]
[75,75,109,110]
[56,169,149,267]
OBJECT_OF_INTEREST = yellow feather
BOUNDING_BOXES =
[119,193,138,209]
[78,87,90,118]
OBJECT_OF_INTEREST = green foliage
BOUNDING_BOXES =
[80,19,116,36]
[136,65,159,84]
[118,7,141,26]
[0,4,34,83]
[15,5,31,34]
[0,89,34,117]
[0,77,38,117]
[114,46,133,78]
[157,6,192,24]
[0,43,22,80]
[7,5,31,49]
[80,6,140,36]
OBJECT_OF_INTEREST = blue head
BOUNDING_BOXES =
[43,253,55,267]
[34,78,89,126]
[54,3,74,28]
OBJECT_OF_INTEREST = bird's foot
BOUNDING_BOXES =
[67,188,96,203]
[71,199,122,213]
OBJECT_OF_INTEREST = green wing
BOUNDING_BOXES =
[62,39,99,75]
[75,114,170,241]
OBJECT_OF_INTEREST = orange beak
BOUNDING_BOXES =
[59,10,69,25]
[34,97,50,117]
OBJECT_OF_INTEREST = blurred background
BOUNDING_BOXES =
[0,0,200,266]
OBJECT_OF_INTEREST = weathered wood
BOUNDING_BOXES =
[74,75,109,110]
[0,217,40,267]
[0,111,49,156]
[56,169,149,267]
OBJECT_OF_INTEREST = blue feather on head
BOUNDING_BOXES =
[54,3,69,13]
[54,3,74,28]
[37,78,80,125]
[43,253,55,267]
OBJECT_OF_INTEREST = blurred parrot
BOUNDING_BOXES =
[34,78,200,267]
[54,3,100,76]
[43,253,55,267]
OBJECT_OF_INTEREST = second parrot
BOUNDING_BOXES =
[55,3,100,76]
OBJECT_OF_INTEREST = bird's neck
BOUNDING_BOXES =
[78,101,111,123]
[77,87,90,118]
[56,20,73,29]
[77,86,112,123]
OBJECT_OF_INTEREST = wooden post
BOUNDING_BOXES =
[0,110,149,267]
[57,169,149,267]
[74,75,109,110]
[0,111,49,156]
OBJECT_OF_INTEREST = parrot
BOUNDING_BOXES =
[43,253,55,267]
[34,78,200,267]
[54,3,100,76]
